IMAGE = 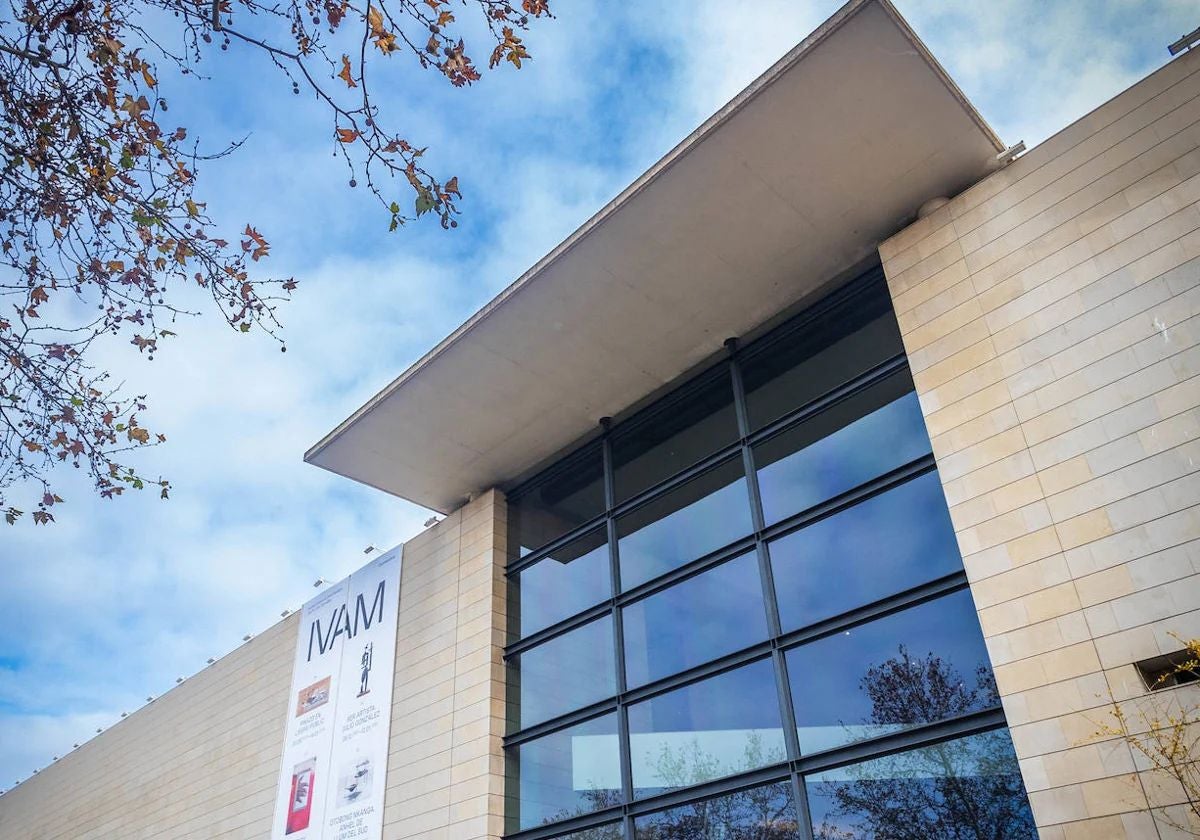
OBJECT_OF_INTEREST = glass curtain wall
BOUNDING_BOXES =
[503,268,1037,840]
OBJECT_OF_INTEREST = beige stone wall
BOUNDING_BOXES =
[0,490,507,840]
[0,612,295,839]
[879,47,1200,840]
[383,489,507,840]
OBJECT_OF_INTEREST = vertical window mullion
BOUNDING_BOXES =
[789,771,815,840]
[602,421,634,811]
[731,345,804,770]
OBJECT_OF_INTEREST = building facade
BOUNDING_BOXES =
[1,1,1198,838]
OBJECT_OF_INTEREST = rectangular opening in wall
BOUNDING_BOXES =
[1135,649,1200,691]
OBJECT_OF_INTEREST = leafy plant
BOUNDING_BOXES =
[1096,635,1200,836]
[0,0,552,523]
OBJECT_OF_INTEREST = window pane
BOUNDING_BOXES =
[515,530,610,638]
[743,282,902,431]
[805,730,1037,839]
[555,825,624,840]
[511,616,616,730]
[754,374,931,526]
[613,369,738,502]
[786,590,997,754]
[617,459,752,591]
[510,445,605,558]
[627,659,785,798]
[623,552,767,688]
[770,471,962,630]
[506,713,622,832]
[634,781,800,839]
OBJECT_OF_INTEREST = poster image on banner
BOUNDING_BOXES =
[270,545,403,840]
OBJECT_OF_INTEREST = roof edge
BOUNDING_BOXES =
[304,0,1000,467]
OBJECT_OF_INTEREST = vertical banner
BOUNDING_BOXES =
[271,546,403,840]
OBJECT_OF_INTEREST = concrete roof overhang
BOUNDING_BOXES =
[305,0,1004,513]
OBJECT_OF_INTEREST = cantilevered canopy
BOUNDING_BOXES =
[305,0,1003,513]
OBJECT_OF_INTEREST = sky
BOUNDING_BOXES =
[1,0,1198,791]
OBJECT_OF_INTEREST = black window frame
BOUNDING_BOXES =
[501,267,1027,840]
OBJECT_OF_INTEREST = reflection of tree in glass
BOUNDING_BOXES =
[542,784,622,830]
[637,734,798,839]
[812,648,1035,840]
[857,644,999,729]
[648,731,786,794]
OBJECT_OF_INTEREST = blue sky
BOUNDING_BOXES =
[0,0,1196,790]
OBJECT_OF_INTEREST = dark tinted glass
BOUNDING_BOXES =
[623,552,767,688]
[627,658,785,798]
[804,730,1037,839]
[617,459,752,591]
[634,781,800,839]
[613,369,737,502]
[786,590,997,754]
[556,825,624,840]
[515,530,610,638]
[743,280,903,431]
[510,445,605,558]
[754,373,931,526]
[770,471,962,630]
[506,713,621,831]
[510,616,616,729]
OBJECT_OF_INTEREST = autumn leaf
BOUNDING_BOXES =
[336,127,360,143]
[338,55,357,88]
[141,66,156,89]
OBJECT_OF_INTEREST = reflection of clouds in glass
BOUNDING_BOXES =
[772,471,961,630]
[517,616,615,728]
[757,391,932,526]
[518,534,610,637]
[618,477,752,589]
[622,552,766,687]
[628,660,784,795]
[513,713,620,831]
[631,729,787,793]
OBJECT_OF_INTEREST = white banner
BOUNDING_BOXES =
[271,546,403,840]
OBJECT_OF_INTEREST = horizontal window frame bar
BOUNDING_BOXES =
[775,569,969,649]
[505,696,620,745]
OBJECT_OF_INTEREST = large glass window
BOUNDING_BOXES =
[804,731,1038,839]
[510,445,605,558]
[622,552,766,688]
[633,781,799,839]
[507,713,622,831]
[786,590,997,754]
[769,471,962,630]
[515,529,610,638]
[510,615,615,730]
[753,374,932,526]
[627,659,786,798]
[742,276,903,432]
[612,370,738,502]
[503,269,1034,840]
[616,459,751,590]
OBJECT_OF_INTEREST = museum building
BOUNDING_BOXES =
[2,0,1200,838]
